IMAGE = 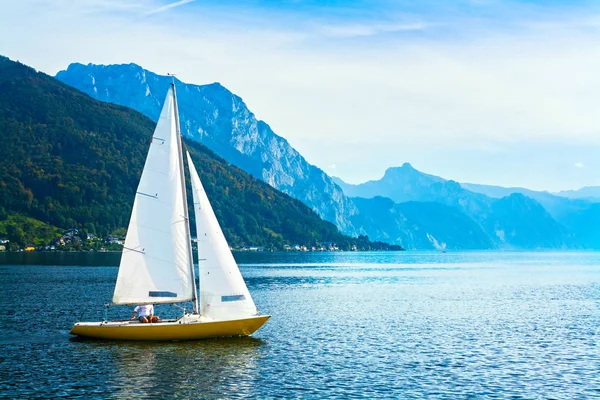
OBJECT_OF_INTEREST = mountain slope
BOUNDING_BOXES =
[350,197,494,250]
[555,186,600,201]
[460,182,592,219]
[334,163,445,202]
[559,203,600,248]
[0,55,388,250]
[56,63,359,235]
[460,182,547,200]
[484,194,571,248]
[336,165,573,248]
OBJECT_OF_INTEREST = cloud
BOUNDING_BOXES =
[144,0,195,16]
[316,21,429,38]
[574,162,585,168]
[327,164,337,170]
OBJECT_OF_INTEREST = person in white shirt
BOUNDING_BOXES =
[131,304,159,323]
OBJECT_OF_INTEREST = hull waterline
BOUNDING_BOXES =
[70,315,270,341]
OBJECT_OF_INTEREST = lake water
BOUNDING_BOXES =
[0,251,599,398]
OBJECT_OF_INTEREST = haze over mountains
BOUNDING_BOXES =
[336,164,600,249]
[555,187,600,201]
[56,62,600,250]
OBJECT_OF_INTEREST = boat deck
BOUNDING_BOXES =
[70,314,270,341]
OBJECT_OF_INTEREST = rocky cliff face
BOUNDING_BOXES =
[56,63,359,234]
[349,197,495,250]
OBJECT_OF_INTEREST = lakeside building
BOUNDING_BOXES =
[106,235,124,245]
[239,246,265,252]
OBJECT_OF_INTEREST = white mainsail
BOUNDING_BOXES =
[186,151,258,320]
[113,87,195,305]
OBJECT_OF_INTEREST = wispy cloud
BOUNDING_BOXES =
[144,0,195,16]
[316,21,429,38]
[574,162,585,168]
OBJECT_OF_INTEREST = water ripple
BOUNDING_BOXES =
[1,252,599,398]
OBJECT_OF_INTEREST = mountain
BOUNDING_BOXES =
[333,163,445,202]
[350,197,494,250]
[335,165,574,249]
[0,55,396,250]
[554,186,600,201]
[484,193,571,248]
[458,181,598,249]
[56,63,359,235]
[337,164,494,221]
[460,182,548,200]
[558,203,600,248]
[459,182,594,225]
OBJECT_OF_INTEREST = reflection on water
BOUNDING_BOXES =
[66,337,264,398]
[0,251,122,266]
[1,251,599,398]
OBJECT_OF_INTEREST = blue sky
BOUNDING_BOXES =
[1,0,600,191]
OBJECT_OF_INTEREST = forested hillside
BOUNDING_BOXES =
[0,56,399,250]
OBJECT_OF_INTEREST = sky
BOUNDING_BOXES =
[1,0,600,191]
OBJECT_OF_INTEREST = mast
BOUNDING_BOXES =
[171,78,199,314]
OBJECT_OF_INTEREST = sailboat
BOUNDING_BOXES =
[70,84,269,341]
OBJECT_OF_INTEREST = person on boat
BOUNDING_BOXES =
[130,304,159,323]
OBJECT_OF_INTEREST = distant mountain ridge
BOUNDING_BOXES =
[554,186,600,201]
[335,165,591,249]
[333,163,446,202]
[350,197,495,250]
[460,182,549,200]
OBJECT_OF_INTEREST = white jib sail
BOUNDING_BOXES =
[113,87,194,305]
[186,151,258,320]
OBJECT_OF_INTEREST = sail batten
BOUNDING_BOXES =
[186,151,258,321]
[112,87,194,305]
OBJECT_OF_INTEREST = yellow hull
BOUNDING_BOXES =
[70,315,270,341]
